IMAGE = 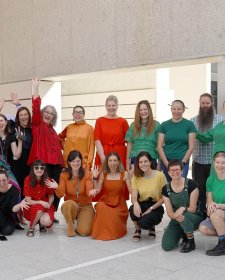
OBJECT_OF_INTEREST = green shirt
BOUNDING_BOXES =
[206,175,225,204]
[125,121,160,159]
[159,118,196,160]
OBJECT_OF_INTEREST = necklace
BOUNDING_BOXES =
[72,176,80,200]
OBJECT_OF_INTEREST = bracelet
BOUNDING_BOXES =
[16,103,21,107]
[150,206,154,211]
[93,177,98,181]
[182,161,186,165]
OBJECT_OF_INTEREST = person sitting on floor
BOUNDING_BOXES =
[199,151,225,256]
[0,169,29,236]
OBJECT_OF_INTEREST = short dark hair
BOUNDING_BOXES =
[167,160,183,171]
[134,151,153,177]
[73,106,85,115]
[30,160,48,187]
[65,150,85,180]
[0,169,9,179]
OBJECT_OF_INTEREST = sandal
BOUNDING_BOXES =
[148,226,156,240]
[133,229,141,241]
[27,228,34,237]
[39,223,47,232]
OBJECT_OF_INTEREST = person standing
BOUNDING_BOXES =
[190,93,224,215]
[59,106,94,170]
[157,100,196,181]
[94,95,129,200]
[125,100,160,171]
[28,78,64,221]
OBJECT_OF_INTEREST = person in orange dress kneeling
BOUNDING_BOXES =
[24,160,55,237]
[90,152,131,240]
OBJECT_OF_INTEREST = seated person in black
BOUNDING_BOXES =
[0,169,29,235]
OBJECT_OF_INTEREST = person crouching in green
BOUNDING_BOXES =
[161,160,204,253]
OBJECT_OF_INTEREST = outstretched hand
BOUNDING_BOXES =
[45,178,58,189]
[92,165,100,179]
[10,92,20,106]
[20,199,30,211]
[32,77,40,89]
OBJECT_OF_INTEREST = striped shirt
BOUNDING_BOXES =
[190,114,225,164]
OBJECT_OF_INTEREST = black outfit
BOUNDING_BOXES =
[8,126,32,200]
[0,187,19,235]
[129,198,164,230]
[46,164,62,210]
[192,161,210,214]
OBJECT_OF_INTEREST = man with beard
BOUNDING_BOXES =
[191,93,224,215]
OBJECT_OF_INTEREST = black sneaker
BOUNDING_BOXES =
[206,239,225,256]
[180,238,195,253]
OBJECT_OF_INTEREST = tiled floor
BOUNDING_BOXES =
[1,208,225,280]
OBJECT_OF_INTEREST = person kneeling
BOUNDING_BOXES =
[161,160,204,253]
[47,150,95,237]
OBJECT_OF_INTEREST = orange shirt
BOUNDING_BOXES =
[55,170,93,205]
[59,121,94,169]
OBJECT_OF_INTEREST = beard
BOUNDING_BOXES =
[197,106,214,131]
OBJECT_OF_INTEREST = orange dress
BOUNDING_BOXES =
[91,172,128,240]
[94,117,129,201]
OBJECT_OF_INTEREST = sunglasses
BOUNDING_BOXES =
[34,166,45,171]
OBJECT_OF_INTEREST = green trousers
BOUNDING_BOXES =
[161,212,204,251]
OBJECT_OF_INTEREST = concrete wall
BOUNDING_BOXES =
[1,0,225,83]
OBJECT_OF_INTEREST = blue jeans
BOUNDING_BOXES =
[160,160,189,182]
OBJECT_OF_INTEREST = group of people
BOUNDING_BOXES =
[1,78,225,257]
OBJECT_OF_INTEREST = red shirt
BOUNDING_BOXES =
[28,97,64,166]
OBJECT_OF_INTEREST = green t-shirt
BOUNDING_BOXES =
[125,121,160,159]
[206,175,225,204]
[158,118,196,160]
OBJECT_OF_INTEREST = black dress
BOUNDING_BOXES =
[8,126,32,199]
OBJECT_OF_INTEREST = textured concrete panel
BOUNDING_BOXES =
[116,0,172,67]
[1,0,33,81]
[33,0,71,78]
[1,0,225,83]
[71,0,117,74]
[171,0,225,61]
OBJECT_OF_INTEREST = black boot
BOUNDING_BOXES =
[206,239,225,256]
[180,232,188,247]
[180,237,195,253]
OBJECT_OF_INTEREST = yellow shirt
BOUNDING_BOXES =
[59,121,95,169]
[131,171,167,202]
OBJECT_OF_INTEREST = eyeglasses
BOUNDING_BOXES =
[73,111,84,115]
[169,168,181,173]
[44,111,55,116]
[34,166,45,171]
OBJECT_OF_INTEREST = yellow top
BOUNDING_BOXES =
[59,121,95,169]
[131,171,167,202]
